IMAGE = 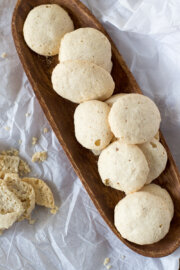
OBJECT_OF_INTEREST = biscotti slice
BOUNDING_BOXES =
[4,174,35,221]
[0,183,24,231]
[22,178,57,213]
[0,155,20,177]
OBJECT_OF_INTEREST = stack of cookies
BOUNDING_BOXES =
[23,4,174,245]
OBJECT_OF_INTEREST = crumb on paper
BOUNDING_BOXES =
[106,265,112,270]
[50,206,58,215]
[4,126,10,131]
[25,112,31,117]
[104,258,110,266]
[32,151,47,162]
[1,52,7,58]
[32,137,38,145]
[121,255,125,259]
[43,128,48,134]
[18,139,22,145]
[29,219,36,225]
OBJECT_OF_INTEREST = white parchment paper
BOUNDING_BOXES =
[0,0,180,269]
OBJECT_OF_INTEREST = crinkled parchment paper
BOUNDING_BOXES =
[0,0,179,269]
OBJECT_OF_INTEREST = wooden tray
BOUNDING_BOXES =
[12,0,180,257]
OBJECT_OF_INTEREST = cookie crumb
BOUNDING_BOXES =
[18,140,22,145]
[1,52,7,58]
[4,126,10,131]
[32,137,38,145]
[25,113,31,117]
[29,219,36,225]
[50,206,58,214]
[106,265,112,270]
[121,255,125,259]
[43,128,48,134]
[32,151,47,162]
[104,258,110,266]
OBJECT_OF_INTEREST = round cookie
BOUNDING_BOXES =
[98,140,149,194]
[108,94,161,144]
[52,60,115,103]
[59,27,112,72]
[105,93,125,106]
[23,4,74,56]
[114,192,172,245]
[141,184,174,219]
[138,138,167,184]
[74,101,113,150]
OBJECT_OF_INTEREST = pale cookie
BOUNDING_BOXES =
[140,184,174,219]
[154,131,160,141]
[98,140,149,194]
[4,175,35,221]
[138,138,167,184]
[22,178,57,213]
[59,27,112,72]
[51,60,115,103]
[91,149,102,156]
[105,93,125,106]
[0,183,23,230]
[74,101,113,150]
[114,192,172,245]
[108,94,161,144]
[23,4,74,56]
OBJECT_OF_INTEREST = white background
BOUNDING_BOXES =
[0,0,180,269]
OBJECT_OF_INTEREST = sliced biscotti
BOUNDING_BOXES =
[4,174,35,221]
[22,178,57,213]
[0,183,24,230]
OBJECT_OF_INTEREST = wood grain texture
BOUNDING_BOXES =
[12,0,180,257]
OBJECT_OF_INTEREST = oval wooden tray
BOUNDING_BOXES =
[12,0,180,257]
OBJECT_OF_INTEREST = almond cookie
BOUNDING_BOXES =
[108,94,161,144]
[138,138,167,184]
[59,27,112,72]
[114,191,172,245]
[98,140,149,194]
[74,101,113,150]
[52,60,115,103]
[23,4,74,56]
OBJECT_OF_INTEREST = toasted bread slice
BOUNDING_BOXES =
[23,178,57,213]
